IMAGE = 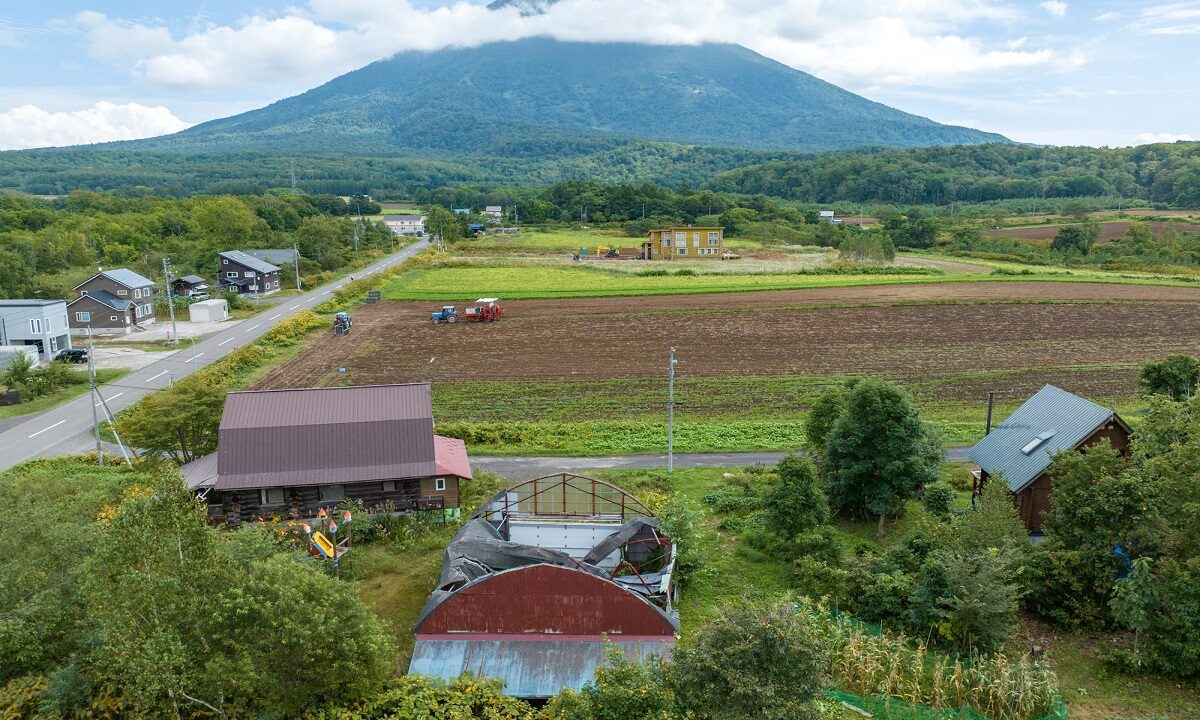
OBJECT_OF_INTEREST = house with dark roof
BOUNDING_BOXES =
[171,274,210,299]
[67,269,157,335]
[967,385,1131,532]
[182,383,471,524]
[217,251,281,296]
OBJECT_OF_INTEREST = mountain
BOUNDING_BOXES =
[144,38,1006,155]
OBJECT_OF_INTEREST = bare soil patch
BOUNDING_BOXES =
[254,282,1200,402]
[987,221,1200,244]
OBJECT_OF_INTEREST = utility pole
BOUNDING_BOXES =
[87,329,102,466]
[162,257,177,343]
[292,242,302,291]
[667,347,677,473]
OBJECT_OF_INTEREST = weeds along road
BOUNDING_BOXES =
[0,240,430,472]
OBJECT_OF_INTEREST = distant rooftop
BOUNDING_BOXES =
[0,299,66,307]
[219,250,280,274]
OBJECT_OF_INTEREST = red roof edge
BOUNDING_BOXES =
[434,435,473,480]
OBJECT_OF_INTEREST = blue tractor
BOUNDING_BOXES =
[431,305,458,325]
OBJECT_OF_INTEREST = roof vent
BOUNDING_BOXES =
[1021,430,1057,455]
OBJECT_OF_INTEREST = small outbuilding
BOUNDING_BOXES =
[172,275,210,299]
[410,473,677,699]
[967,384,1131,533]
[188,298,229,323]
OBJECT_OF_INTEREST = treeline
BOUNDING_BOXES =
[709,142,1200,207]
[0,192,393,300]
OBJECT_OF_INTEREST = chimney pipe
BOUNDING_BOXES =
[985,391,995,435]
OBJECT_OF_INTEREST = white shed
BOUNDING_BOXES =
[189,299,230,323]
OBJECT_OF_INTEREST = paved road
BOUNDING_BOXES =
[0,240,429,471]
[474,447,971,479]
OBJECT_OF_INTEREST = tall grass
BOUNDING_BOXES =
[804,604,1062,720]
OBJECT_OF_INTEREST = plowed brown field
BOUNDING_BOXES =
[253,281,1200,402]
[987,221,1200,244]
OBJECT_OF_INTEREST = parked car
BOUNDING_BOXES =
[54,348,89,364]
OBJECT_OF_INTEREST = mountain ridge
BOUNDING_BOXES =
[139,38,1007,154]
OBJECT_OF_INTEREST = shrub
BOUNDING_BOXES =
[700,491,760,513]
[310,674,533,720]
[258,310,325,347]
[669,601,824,720]
[763,454,828,540]
[657,496,704,584]
[920,481,956,518]
[1023,549,1114,628]
[907,550,1021,654]
[548,643,674,720]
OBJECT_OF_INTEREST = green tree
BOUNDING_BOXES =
[669,601,823,720]
[425,206,463,244]
[804,385,849,455]
[116,379,225,462]
[908,550,1021,654]
[1050,222,1100,254]
[555,643,674,720]
[1110,557,1158,656]
[824,379,942,536]
[957,474,1027,555]
[764,455,828,540]
[1042,446,1162,553]
[1139,354,1200,401]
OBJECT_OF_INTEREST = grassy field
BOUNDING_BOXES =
[382,261,1200,301]
[0,368,126,421]
[456,227,632,254]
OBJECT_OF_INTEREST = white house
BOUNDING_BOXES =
[0,300,72,362]
[484,206,503,221]
[383,215,426,236]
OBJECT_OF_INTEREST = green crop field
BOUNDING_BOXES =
[456,228,632,254]
[382,259,1200,301]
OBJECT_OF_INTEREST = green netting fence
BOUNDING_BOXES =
[825,690,1068,720]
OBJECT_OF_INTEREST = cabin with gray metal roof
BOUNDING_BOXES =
[967,385,1130,532]
[217,251,281,296]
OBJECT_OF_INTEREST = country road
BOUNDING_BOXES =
[473,447,972,479]
[0,239,429,472]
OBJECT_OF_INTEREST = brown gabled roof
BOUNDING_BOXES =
[214,384,438,490]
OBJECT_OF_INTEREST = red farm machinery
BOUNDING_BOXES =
[432,298,503,325]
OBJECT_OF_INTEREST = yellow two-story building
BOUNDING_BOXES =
[642,226,724,260]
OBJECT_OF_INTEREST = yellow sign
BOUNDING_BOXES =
[311,531,336,559]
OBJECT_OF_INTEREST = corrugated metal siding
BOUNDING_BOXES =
[415,564,677,636]
[966,385,1118,493]
[409,638,674,698]
[220,384,433,428]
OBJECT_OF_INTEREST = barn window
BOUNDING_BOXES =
[435,478,446,492]
[259,488,285,505]
[319,485,345,501]
[381,480,396,493]
[1021,430,1057,455]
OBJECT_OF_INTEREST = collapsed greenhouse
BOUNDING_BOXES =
[408,473,679,698]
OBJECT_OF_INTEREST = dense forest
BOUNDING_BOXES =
[0,192,391,301]
[709,142,1200,207]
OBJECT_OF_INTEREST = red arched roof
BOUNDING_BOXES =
[414,564,677,637]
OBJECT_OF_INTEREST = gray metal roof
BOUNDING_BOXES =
[242,248,298,265]
[69,290,133,311]
[219,251,280,274]
[99,268,155,289]
[409,638,673,699]
[383,214,424,222]
[0,299,65,307]
[176,275,207,284]
[966,385,1122,493]
[215,384,438,490]
[181,452,218,489]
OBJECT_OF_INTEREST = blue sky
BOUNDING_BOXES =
[0,0,1197,150]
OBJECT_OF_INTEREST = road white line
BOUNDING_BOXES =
[146,371,168,383]
[269,313,282,320]
[245,324,261,333]
[95,392,123,407]
[288,305,300,310]
[184,352,205,363]
[218,337,235,346]
[28,420,66,438]
[322,291,331,296]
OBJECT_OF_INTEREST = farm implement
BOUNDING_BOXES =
[431,299,503,325]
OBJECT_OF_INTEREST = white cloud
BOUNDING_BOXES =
[1094,11,1121,21]
[72,0,1075,95]
[1133,131,1198,144]
[1040,1,1068,18]
[1134,2,1200,33]
[0,102,190,150]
